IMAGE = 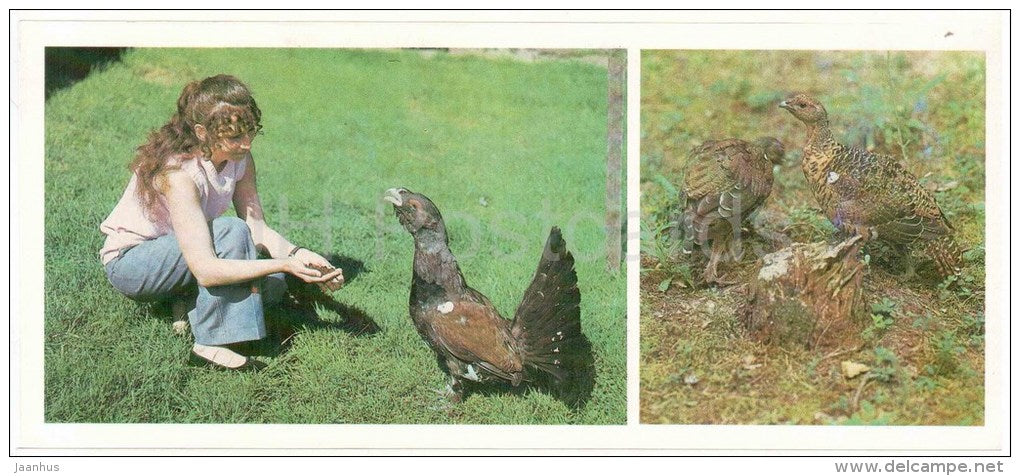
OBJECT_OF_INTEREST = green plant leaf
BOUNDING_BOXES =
[658,277,672,292]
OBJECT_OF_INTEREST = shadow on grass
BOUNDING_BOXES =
[240,257,381,357]
[291,252,381,336]
[45,47,128,98]
[237,293,380,359]
[321,253,369,283]
[280,275,382,336]
[145,253,379,360]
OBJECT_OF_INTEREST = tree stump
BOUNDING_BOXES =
[740,236,866,350]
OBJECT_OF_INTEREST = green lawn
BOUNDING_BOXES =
[641,51,985,425]
[45,48,626,424]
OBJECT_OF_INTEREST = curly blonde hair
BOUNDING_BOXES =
[130,74,262,214]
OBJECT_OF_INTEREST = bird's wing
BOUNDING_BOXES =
[685,141,736,204]
[425,300,522,377]
[725,140,775,209]
[833,148,952,243]
[690,140,773,216]
[680,140,773,246]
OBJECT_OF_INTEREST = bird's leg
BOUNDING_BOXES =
[703,246,721,284]
[703,240,738,286]
[447,375,464,403]
[899,248,917,281]
[427,375,465,414]
[429,376,463,402]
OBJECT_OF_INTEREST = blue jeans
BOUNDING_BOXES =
[104,216,286,346]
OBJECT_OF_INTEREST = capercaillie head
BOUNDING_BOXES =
[779,94,828,124]
[383,187,446,237]
[753,136,786,165]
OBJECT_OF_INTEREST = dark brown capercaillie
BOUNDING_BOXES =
[384,188,584,402]
[779,93,962,279]
[675,137,785,284]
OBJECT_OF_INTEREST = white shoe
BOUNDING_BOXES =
[191,343,250,369]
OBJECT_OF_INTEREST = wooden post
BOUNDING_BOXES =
[605,49,625,274]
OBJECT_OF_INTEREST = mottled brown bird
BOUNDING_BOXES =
[780,93,962,278]
[384,188,583,402]
[676,137,785,284]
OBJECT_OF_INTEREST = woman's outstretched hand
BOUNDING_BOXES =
[287,249,344,291]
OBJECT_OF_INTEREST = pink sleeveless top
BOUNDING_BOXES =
[99,155,249,265]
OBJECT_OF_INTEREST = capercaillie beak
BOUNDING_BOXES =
[778,100,791,110]
[383,188,404,207]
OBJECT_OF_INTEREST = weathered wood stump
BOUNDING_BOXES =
[740,236,866,350]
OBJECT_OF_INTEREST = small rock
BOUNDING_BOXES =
[683,374,699,385]
[936,181,959,192]
[841,360,870,379]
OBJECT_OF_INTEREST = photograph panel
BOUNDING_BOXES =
[44,47,627,424]
[640,50,985,425]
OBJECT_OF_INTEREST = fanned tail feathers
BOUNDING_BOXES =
[511,226,583,383]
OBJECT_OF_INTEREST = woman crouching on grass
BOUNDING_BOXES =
[99,74,343,371]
